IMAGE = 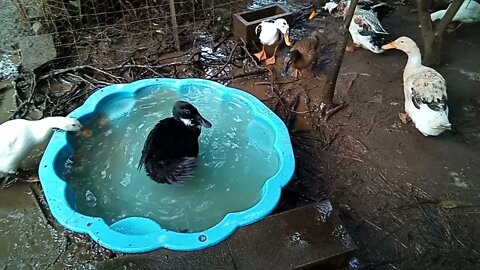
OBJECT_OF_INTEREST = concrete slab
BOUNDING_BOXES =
[95,241,235,270]
[94,201,355,270]
[0,184,66,269]
[17,34,56,71]
[0,184,114,268]
[227,200,356,270]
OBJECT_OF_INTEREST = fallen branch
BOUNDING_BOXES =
[39,65,124,82]
[212,69,268,81]
[254,79,298,85]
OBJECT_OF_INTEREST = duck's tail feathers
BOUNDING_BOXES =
[147,157,197,185]
[439,123,452,130]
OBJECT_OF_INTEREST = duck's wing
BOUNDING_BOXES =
[407,69,448,112]
[354,9,388,34]
[255,19,274,37]
[0,120,25,160]
[145,156,197,184]
[164,157,197,184]
[137,119,170,170]
[292,36,318,54]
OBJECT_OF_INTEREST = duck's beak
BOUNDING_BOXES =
[309,10,318,20]
[284,31,292,46]
[382,42,396,50]
[197,115,212,128]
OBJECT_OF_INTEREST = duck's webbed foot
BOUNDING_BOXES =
[254,46,268,61]
[399,112,411,124]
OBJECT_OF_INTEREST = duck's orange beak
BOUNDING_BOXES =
[309,10,318,20]
[382,42,396,50]
[284,31,292,46]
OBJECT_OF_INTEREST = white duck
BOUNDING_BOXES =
[382,37,451,136]
[254,18,292,65]
[431,0,480,31]
[0,117,83,174]
[314,0,393,53]
[347,7,393,53]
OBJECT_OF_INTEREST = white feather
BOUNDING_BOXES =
[431,0,480,23]
[180,118,193,126]
[0,117,82,174]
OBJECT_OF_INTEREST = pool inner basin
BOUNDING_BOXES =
[60,86,280,232]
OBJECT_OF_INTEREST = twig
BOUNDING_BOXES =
[324,101,348,121]
[213,33,233,51]
[39,65,124,82]
[106,62,191,72]
[365,114,376,136]
[240,38,260,68]
[334,154,365,163]
[11,73,37,119]
[254,79,298,85]
[65,73,95,86]
[212,69,268,81]
[81,74,110,86]
[290,109,314,114]
[211,42,239,78]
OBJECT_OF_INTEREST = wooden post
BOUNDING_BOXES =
[318,0,358,119]
[417,0,464,66]
[168,0,181,51]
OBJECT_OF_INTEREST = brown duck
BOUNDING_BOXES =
[283,30,327,79]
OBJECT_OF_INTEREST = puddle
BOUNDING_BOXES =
[193,29,233,79]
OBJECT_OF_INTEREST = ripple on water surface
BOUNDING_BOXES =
[64,86,280,232]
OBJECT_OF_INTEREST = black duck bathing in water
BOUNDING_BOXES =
[138,101,212,184]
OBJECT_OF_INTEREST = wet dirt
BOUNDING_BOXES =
[232,1,480,269]
[253,3,479,269]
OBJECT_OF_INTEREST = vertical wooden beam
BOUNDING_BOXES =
[318,0,358,119]
[168,0,181,51]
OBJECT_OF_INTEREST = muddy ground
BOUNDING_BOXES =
[268,5,480,269]
[202,3,480,269]
[1,0,480,269]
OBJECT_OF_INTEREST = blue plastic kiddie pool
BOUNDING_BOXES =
[39,78,295,253]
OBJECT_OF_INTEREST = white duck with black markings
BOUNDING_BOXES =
[254,18,292,65]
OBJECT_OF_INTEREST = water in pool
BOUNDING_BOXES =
[64,86,280,232]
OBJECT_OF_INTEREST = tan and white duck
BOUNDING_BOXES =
[382,37,451,136]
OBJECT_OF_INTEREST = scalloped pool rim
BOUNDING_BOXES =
[39,78,295,253]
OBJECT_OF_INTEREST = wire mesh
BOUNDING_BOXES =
[11,0,248,67]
